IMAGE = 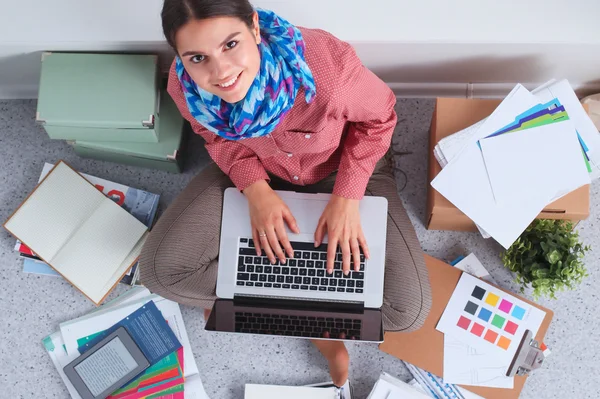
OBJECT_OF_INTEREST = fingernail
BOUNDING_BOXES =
[327,269,333,274]
[271,259,276,264]
[281,259,286,265]
[344,270,349,276]
[314,241,319,247]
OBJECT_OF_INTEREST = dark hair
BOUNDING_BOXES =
[162,0,255,50]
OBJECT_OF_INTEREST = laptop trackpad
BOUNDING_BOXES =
[284,197,328,235]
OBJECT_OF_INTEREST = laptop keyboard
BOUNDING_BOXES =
[236,238,365,294]
[235,311,362,340]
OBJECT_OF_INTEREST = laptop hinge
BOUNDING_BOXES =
[233,294,364,313]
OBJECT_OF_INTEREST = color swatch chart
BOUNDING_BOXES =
[437,273,546,362]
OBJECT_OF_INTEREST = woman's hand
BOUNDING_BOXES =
[314,194,370,275]
[244,180,299,264]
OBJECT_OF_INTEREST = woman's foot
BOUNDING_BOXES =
[311,339,349,387]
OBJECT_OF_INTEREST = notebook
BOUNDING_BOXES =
[3,161,148,305]
[244,384,337,399]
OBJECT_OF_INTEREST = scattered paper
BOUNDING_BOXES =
[431,85,561,248]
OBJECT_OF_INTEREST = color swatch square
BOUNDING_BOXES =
[497,336,511,350]
[485,292,500,307]
[484,329,499,344]
[499,299,513,313]
[470,323,485,337]
[492,314,506,329]
[478,307,492,322]
[512,305,526,320]
[457,316,471,330]
[472,286,486,300]
[464,301,479,315]
[504,320,519,335]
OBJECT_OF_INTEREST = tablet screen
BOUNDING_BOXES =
[73,336,139,396]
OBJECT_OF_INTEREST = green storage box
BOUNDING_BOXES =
[71,90,186,173]
[37,52,160,143]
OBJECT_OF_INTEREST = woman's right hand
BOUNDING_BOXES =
[244,180,299,264]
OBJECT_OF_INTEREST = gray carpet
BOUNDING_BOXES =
[0,99,598,399]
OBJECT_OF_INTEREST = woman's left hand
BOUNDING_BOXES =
[314,194,370,275]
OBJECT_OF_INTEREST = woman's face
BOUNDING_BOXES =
[175,13,261,104]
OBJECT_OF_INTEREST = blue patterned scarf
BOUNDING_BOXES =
[175,8,316,141]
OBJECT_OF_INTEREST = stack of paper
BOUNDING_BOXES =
[366,373,432,399]
[43,287,210,399]
[431,80,596,248]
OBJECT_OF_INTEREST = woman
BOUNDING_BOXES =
[140,0,432,394]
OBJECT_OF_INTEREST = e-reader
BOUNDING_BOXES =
[63,326,150,399]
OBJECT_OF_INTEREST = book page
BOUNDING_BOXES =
[95,233,148,302]
[50,199,147,301]
[4,162,105,261]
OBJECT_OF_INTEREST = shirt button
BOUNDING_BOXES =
[304,134,311,139]
[293,176,299,181]
[287,153,293,157]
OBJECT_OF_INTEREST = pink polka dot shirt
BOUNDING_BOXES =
[167,27,397,200]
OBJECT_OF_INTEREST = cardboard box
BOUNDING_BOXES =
[36,53,160,143]
[427,98,590,231]
[379,255,554,399]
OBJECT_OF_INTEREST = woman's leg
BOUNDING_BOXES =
[365,171,432,332]
[138,163,233,311]
[311,339,349,387]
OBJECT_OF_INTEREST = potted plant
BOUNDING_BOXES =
[502,219,590,300]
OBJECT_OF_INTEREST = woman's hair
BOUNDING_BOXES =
[162,0,255,50]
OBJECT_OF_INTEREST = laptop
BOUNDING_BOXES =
[205,187,388,342]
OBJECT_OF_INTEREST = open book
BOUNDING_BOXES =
[3,161,148,305]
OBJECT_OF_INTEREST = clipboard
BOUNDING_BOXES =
[379,255,553,399]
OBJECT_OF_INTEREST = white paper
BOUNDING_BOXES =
[443,335,514,388]
[453,254,493,283]
[367,377,431,399]
[436,273,546,364]
[480,120,590,206]
[244,384,336,399]
[532,79,600,180]
[431,86,549,248]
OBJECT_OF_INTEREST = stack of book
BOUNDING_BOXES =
[13,163,160,287]
[36,53,186,173]
[44,286,209,399]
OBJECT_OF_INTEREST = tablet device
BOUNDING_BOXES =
[63,326,150,399]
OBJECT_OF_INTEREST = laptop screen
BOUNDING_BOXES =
[205,298,384,343]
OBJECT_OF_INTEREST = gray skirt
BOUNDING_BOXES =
[139,163,432,332]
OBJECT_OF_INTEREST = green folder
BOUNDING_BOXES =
[36,52,160,143]
[72,90,185,173]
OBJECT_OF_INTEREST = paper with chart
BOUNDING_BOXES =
[532,79,600,180]
[479,119,590,206]
[442,256,513,388]
[430,85,544,248]
[437,273,546,370]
